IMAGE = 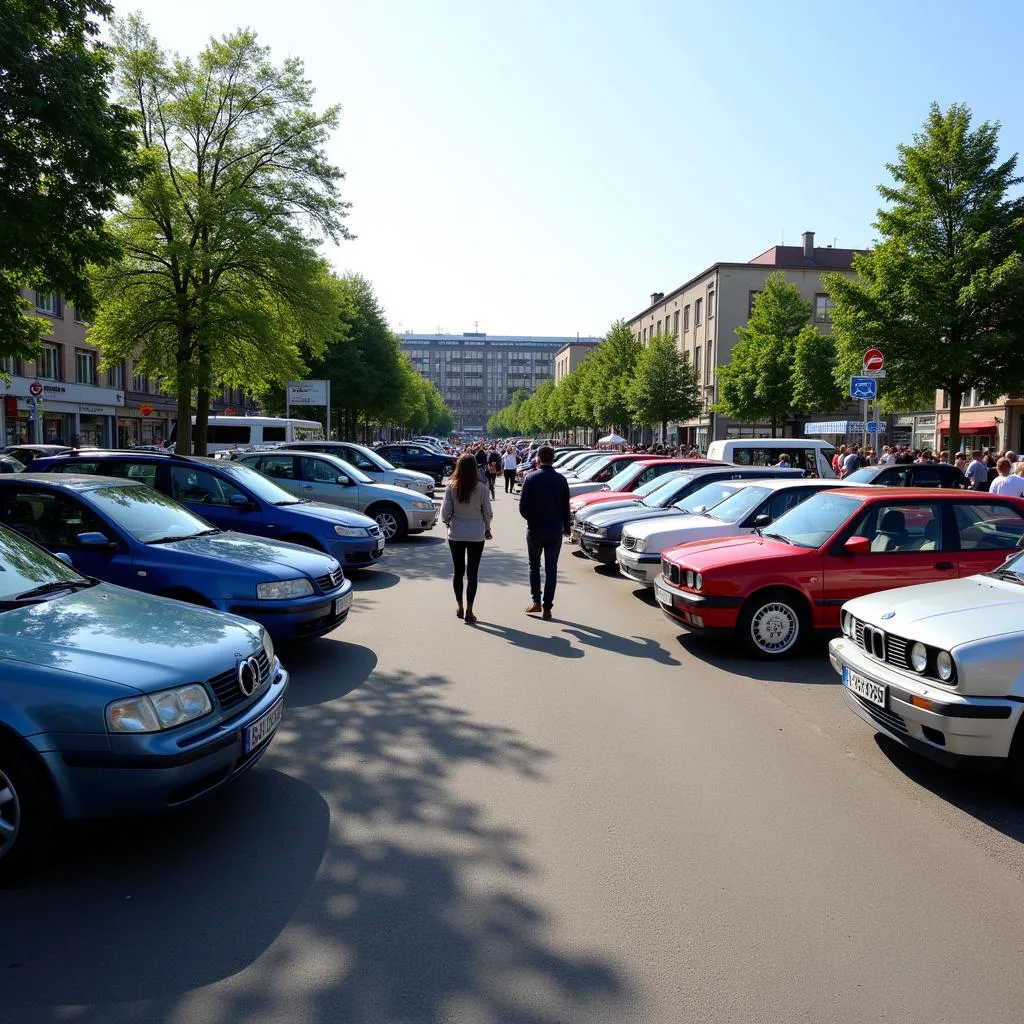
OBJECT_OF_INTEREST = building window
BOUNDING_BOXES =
[673,311,680,335]
[694,298,703,326]
[73,305,85,324]
[683,305,690,332]
[38,344,60,380]
[694,346,701,381]
[108,362,125,389]
[642,327,647,342]
[814,293,833,322]
[76,350,95,384]
[748,290,761,316]
[656,319,661,335]
[707,289,715,318]
[132,371,148,392]
[34,292,59,316]
[0,355,15,375]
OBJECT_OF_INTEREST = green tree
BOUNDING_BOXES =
[825,103,1024,457]
[626,333,701,440]
[0,1,138,366]
[791,327,843,416]
[715,273,813,436]
[580,321,640,432]
[90,17,350,455]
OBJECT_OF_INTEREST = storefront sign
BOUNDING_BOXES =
[140,403,154,417]
[1,376,124,407]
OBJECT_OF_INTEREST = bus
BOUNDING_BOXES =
[168,416,325,453]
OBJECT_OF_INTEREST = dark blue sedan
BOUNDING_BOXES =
[0,475,353,642]
[30,450,386,569]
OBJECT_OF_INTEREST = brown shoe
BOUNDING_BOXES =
[524,603,542,614]
[542,608,552,621]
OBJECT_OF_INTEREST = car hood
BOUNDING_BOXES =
[391,468,434,486]
[663,534,796,572]
[590,504,682,529]
[360,481,430,505]
[275,500,376,528]
[575,489,633,508]
[842,575,1024,648]
[0,583,263,692]
[163,531,338,578]
[628,515,742,550]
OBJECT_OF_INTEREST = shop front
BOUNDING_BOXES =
[936,415,999,455]
[0,377,124,447]
[893,413,936,453]
[803,419,889,449]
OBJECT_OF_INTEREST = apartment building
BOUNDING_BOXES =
[934,388,1024,455]
[554,340,600,383]
[399,331,601,432]
[626,232,864,449]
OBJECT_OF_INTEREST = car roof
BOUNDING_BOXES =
[836,486,1022,501]
[713,478,847,493]
[6,473,144,492]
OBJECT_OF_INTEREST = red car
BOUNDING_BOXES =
[655,488,1024,658]
[569,459,721,517]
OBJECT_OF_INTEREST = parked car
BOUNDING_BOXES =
[275,440,435,497]
[579,469,810,567]
[655,488,1024,657]
[235,450,438,541]
[558,451,606,476]
[705,438,838,478]
[0,522,289,881]
[609,478,841,574]
[567,454,671,497]
[0,475,354,641]
[0,454,24,474]
[30,450,385,569]
[830,565,1024,784]
[842,463,970,489]
[573,458,714,505]
[374,443,455,484]
[3,444,83,467]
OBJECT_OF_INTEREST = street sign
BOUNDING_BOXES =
[850,376,878,400]
[28,380,43,398]
[863,348,884,372]
[287,380,328,406]
[860,369,886,378]
[867,421,879,433]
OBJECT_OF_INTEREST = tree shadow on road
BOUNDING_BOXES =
[3,670,631,1024]
[472,620,585,659]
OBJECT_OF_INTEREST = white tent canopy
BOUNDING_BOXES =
[598,433,627,446]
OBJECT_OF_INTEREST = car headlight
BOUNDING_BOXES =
[631,536,645,552]
[261,629,275,666]
[685,570,695,588]
[412,500,434,510]
[694,573,703,592]
[334,525,371,537]
[392,480,411,489]
[108,684,212,733]
[257,578,314,600]
[936,650,955,681]
[594,527,608,538]
[910,642,928,673]
[841,611,853,637]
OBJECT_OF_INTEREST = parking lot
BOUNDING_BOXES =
[8,493,1024,1024]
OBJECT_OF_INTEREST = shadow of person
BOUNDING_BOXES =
[472,621,584,659]
[556,620,680,666]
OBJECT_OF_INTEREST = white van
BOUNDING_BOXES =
[169,416,325,453]
[705,438,838,479]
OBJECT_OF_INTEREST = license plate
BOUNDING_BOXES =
[244,697,284,752]
[334,591,352,617]
[843,666,886,708]
[376,538,385,552]
[654,580,673,607]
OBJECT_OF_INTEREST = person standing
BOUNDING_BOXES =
[519,445,571,621]
[485,446,501,499]
[502,447,519,493]
[989,457,1024,497]
[966,449,990,491]
[441,453,493,625]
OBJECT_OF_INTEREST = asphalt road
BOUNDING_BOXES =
[7,488,1024,1024]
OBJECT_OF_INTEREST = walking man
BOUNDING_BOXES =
[519,445,571,621]
[502,447,518,493]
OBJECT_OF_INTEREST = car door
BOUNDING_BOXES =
[252,454,302,498]
[298,456,360,511]
[167,464,264,534]
[950,499,1024,577]
[821,500,955,622]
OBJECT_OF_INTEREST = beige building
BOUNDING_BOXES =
[554,340,599,383]
[934,389,1024,456]
[626,232,864,449]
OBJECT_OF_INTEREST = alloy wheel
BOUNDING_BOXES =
[0,768,21,861]
[376,511,400,540]
[749,601,800,655]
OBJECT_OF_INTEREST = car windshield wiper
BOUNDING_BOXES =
[986,567,1024,585]
[273,499,302,506]
[14,578,94,600]
[146,529,218,544]
[762,531,792,545]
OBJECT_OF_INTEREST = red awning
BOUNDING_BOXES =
[936,418,998,433]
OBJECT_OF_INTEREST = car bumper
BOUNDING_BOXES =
[652,575,740,635]
[40,661,290,820]
[830,637,1022,765]
[578,535,619,564]
[343,537,386,567]
[615,547,661,585]
[227,580,354,641]
[405,505,440,533]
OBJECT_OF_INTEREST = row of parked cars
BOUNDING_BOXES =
[0,439,444,881]
[546,443,1024,791]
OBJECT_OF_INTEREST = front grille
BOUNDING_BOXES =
[621,535,637,551]
[662,560,680,585]
[851,617,911,671]
[850,691,908,735]
[316,566,345,592]
[208,649,272,713]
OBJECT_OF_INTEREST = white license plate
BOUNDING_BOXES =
[244,697,284,752]
[843,666,886,708]
[375,538,385,552]
[654,580,673,607]
[334,592,352,616]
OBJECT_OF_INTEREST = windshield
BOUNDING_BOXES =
[88,485,216,544]
[698,485,772,524]
[766,492,864,548]
[675,480,739,514]
[316,454,372,485]
[563,452,598,472]
[348,445,396,472]
[0,525,88,602]
[637,472,689,502]
[605,463,649,491]
[842,467,881,484]
[216,461,301,505]
[576,456,615,481]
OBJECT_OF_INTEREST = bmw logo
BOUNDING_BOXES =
[881,612,895,620]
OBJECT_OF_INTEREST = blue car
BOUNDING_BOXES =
[0,475,354,642]
[0,523,289,882]
[31,450,386,569]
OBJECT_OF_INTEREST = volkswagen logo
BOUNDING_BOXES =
[237,656,262,697]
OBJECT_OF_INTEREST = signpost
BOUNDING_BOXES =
[28,380,42,398]
[860,349,884,451]
[863,348,885,372]
[286,379,331,437]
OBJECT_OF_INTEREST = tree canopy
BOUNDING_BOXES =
[626,332,701,438]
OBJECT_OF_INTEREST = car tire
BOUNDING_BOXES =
[737,589,808,658]
[1007,724,1024,795]
[369,504,408,542]
[0,738,58,885]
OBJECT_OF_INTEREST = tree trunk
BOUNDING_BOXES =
[661,419,667,444]
[947,390,962,463]
[174,371,192,456]
[771,419,778,438]
[194,345,213,457]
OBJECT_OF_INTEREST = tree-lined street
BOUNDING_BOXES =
[8,500,1024,1024]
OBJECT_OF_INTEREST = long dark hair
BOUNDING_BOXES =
[451,453,480,503]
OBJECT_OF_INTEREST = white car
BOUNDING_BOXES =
[831,564,1024,784]
[617,478,845,586]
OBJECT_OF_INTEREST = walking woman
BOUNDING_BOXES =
[441,453,493,624]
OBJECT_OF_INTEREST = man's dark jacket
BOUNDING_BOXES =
[518,464,571,537]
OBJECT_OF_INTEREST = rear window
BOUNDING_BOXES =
[206,425,251,444]
[729,446,819,472]
[263,426,286,442]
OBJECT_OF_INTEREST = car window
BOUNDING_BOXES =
[766,492,864,548]
[51,461,101,475]
[850,502,943,553]
[0,524,87,599]
[343,447,378,471]
[259,455,296,480]
[914,468,942,488]
[703,485,772,523]
[954,502,1024,550]
[767,489,808,520]
[302,457,341,483]
[86,485,214,543]
[75,460,159,488]
[169,465,247,506]
[637,472,690,502]
[676,480,735,513]
[1,487,109,549]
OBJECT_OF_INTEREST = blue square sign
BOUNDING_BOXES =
[850,376,878,400]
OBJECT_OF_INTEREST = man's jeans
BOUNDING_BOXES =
[527,532,562,609]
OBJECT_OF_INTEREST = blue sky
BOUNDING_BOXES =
[120,0,1024,337]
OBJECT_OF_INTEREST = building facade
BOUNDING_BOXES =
[626,232,864,449]
[398,331,601,432]
[934,388,1024,456]
[554,340,600,383]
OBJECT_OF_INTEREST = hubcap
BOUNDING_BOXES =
[376,512,399,539]
[0,771,21,858]
[750,601,799,654]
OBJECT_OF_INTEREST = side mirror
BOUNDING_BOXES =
[229,493,254,508]
[77,531,113,550]
[752,514,772,528]
[336,475,353,486]
[844,536,871,556]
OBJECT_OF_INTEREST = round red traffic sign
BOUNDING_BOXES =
[28,380,43,397]
[863,348,884,372]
